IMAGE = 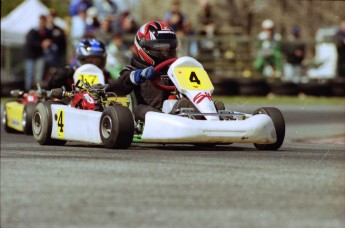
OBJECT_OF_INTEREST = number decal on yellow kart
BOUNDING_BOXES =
[174,67,214,90]
[57,109,64,138]
[77,74,98,85]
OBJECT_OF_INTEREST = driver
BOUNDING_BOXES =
[111,21,178,121]
[48,38,110,91]
[111,21,225,121]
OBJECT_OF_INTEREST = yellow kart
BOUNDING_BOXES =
[2,86,50,135]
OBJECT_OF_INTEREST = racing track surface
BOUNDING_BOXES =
[1,103,345,228]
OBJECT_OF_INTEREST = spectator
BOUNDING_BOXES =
[94,18,113,45]
[106,33,133,79]
[181,20,199,57]
[164,0,186,34]
[69,0,92,17]
[195,0,217,54]
[23,15,53,91]
[115,10,138,34]
[94,0,118,28]
[70,6,88,49]
[334,19,345,77]
[46,9,67,69]
[253,19,283,77]
[196,0,217,37]
[85,6,101,36]
[282,26,305,83]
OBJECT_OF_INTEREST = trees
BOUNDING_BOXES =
[1,0,69,19]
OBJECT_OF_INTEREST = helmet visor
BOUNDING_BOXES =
[144,39,177,60]
[144,39,177,50]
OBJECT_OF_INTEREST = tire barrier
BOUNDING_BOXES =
[213,77,345,97]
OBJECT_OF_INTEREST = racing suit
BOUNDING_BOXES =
[110,56,171,121]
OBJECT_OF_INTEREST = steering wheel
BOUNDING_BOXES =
[151,58,178,91]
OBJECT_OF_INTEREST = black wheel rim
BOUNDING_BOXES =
[101,116,112,139]
[2,110,7,126]
[22,111,27,128]
[33,112,42,135]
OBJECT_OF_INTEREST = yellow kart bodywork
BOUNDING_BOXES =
[5,101,25,132]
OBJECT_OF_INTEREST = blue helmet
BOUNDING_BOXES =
[76,38,107,68]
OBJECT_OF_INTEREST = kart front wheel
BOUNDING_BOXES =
[32,101,66,145]
[100,105,134,149]
[23,103,36,135]
[253,107,285,151]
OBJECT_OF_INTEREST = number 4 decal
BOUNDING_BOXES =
[57,109,64,138]
[189,71,201,85]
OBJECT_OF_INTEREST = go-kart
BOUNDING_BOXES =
[135,56,285,150]
[32,64,134,149]
[2,85,50,134]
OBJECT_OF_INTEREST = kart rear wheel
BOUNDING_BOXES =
[23,103,36,135]
[100,105,134,149]
[33,101,66,145]
[253,107,285,151]
[2,100,18,133]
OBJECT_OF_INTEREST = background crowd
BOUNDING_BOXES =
[16,0,345,91]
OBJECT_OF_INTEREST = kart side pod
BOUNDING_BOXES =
[141,112,277,144]
[32,101,134,149]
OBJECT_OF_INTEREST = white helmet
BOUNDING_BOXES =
[262,19,274,29]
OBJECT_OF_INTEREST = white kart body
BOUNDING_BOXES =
[73,64,105,85]
[51,65,105,144]
[142,112,276,144]
[50,104,102,144]
[140,56,277,144]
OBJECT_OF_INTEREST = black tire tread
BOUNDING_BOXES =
[253,107,285,150]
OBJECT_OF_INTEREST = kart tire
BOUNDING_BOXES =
[32,101,66,145]
[213,79,239,96]
[253,107,285,151]
[268,81,299,96]
[100,105,134,149]
[2,100,18,133]
[331,77,345,96]
[238,78,269,96]
[23,103,36,135]
[299,80,332,96]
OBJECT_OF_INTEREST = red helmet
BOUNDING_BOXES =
[134,21,177,65]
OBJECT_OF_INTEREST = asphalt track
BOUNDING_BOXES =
[1,103,344,228]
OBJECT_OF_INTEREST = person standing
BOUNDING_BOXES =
[164,0,186,34]
[46,9,67,68]
[105,33,133,79]
[282,26,305,83]
[334,19,345,77]
[196,0,217,37]
[253,19,283,77]
[23,15,53,91]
